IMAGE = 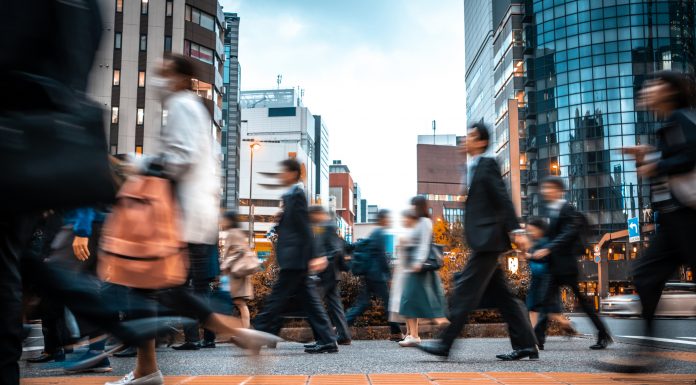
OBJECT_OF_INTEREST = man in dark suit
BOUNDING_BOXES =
[345,210,403,341]
[307,206,351,345]
[253,159,339,354]
[418,122,538,361]
[533,176,611,349]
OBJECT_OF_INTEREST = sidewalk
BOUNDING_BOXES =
[20,372,696,385]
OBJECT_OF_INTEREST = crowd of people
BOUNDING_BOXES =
[2,1,696,385]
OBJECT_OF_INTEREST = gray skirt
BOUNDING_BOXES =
[399,270,446,319]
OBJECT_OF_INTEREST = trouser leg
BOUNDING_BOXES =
[323,280,351,341]
[487,268,537,350]
[371,280,402,334]
[345,280,371,325]
[253,270,301,336]
[561,275,607,335]
[301,276,337,345]
[183,244,215,343]
[533,313,549,346]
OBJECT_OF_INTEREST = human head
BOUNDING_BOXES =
[410,196,430,219]
[279,158,302,186]
[222,210,239,230]
[308,205,329,223]
[462,122,490,157]
[540,176,565,202]
[377,209,391,228]
[402,209,418,228]
[526,217,548,241]
[157,54,196,94]
[639,71,696,117]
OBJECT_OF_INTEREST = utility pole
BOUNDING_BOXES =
[276,74,282,89]
[432,120,436,144]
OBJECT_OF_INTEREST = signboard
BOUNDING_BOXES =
[627,216,640,243]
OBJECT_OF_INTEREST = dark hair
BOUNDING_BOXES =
[223,210,239,229]
[410,196,430,218]
[526,217,548,233]
[281,158,302,181]
[468,122,491,151]
[651,70,696,109]
[541,175,565,191]
[308,205,327,215]
[166,54,196,88]
[377,209,390,221]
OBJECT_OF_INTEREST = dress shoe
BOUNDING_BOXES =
[416,341,450,358]
[105,370,164,385]
[389,333,405,342]
[27,350,65,363]
[590,333,613,350]
[305,342,338,354]
[199,340,216,349]
[171,342,200,351]
[113,346,137,358]
[303,342,317,349]
[496,347,539,361]
[538,344,544,351]
[230,328,284,354]
[337,339,352,346]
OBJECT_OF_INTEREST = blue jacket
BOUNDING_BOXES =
[366,227,392,282]
[63,207,106,237]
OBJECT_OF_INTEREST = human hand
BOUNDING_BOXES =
[512,233,530,251]
[532,248,550,260]
[637,162,658,178]
[72,236,90,261]
[308,256,329,273]
[411,263,422,273]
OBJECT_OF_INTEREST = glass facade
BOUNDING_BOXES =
[526,0,696,237]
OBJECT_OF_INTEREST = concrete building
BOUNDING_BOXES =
[360,199,368,224]
[239,88,322,254]
[222,12,241,209]
[353,183,363,223]
[314,115,330,206]
[367,204,380,223]
[416,135,466,223]
[329,160,355,242]
[91,0,226,156]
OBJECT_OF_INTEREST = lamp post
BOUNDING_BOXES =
[249,142,261,246]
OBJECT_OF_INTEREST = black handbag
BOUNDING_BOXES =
[0,73,116,213]
[407,242,444,272]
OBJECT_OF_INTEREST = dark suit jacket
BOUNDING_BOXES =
[315,222,345,284]
[365,227,391,282]
[464,157,520,253]
[276,185,314,271]
[545,202,585,276]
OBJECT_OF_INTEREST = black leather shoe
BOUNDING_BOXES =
[416,341,450,358]
[200,340,216,349]
[305,342,338,354]
[303,343,317,349]
[496,347,539,361]
[590,333,613,350]
[538,344,544,351]
[27,350,65,363]
[172,342,200,351]
[389,333,405,342]
[113,346,137,358]
[337,339,352,346]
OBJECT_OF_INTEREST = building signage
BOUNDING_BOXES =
[627,216,640,243]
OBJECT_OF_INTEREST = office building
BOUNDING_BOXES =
[367,204,380,223]
[360,199,368,224]
[353,183,363,223]
[464,0,496,135]
[329,160,355,242]
[92,0,226,156]
[417,135,466,223]
[239,88,322,254]
[314,115,330,206]
[222,12,241,209]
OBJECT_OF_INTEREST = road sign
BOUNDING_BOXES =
[594,255,601,263]
[627,216,640,243]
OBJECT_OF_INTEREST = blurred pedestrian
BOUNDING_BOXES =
[610,70,696,372]
[307,206,351,346]
[417,122,538,360]
[220,210,258,329]
[345,210,403,341]
[397,199,446,347]
[523,218,576,350]
[534,177,611,350]
[253,159,339,354]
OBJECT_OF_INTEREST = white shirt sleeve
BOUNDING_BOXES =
[412,218,433,266]
[158,96,197,181]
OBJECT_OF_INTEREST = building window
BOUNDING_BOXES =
[184,40,213,64]
[138,71,145,88]
[114,32,122,49]
[141,0,148,15]
[140,35,147,51]
[110,145,118,155]
[136,108,144,125]
[111,107,119,124]
[112,69,120,86]
[184,5,215,32]
[115,0,122,12]
[185,5,192,21]
[135,145,143,154]
[164,36,172,52]
[165,0,173,17]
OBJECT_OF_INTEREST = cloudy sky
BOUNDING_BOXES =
[220,0,465,211]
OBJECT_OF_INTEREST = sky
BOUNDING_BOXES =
[220,0,466,212]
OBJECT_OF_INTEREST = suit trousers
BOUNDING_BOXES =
[633,207,696,335]
[254,270,336,345]
[345,279,402,335]
[183,243,216,344]
[440,251,537,350]
[543,274,607,336]
[318,279,351,341]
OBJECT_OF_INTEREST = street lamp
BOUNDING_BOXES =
[249,141,261,246]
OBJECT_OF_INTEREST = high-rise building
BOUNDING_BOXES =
[314,115,330,206]
[416,135,466,223]
[93,0,226,156]
[329,160,355,242]
[360,199,368,223]
[367,205,380,223]
[464,0,496,133]
[353,183,363,223]
[222,12,241,209]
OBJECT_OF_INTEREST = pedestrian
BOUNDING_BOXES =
[523,217,576,350]
[397,199,447,347]
[417,122,538,361]
[345,210,404,342]
[219,210,257,329]
[534,176,612,350]
[307,206,352,346]
[610,70,696,372]
[253,159,339,354]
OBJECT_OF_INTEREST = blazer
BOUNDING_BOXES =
[365,227,392,282]
[275,184,314,271]
[315,222,345,284]
[464,157,520,253]
[545,201,585,276]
